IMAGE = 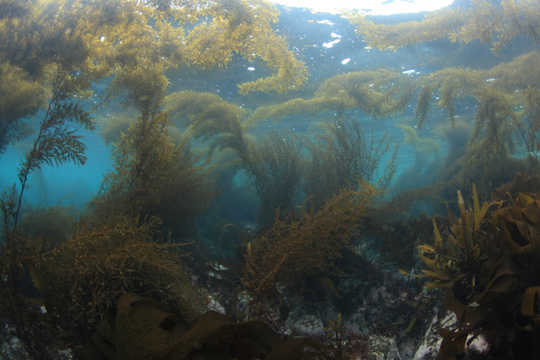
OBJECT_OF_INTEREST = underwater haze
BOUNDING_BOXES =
[1,1,540,359]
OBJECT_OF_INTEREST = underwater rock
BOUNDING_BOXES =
[292,314,325,336]
[81,293,325,360]
[413,310,489,359]
[369,335,402,360]
[1,324,73,360]
[398,337,416,359]
[412,309,447,360]
[206,295,226,315]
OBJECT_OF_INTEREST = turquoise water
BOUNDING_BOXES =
[2,1,540,359]
[0,6,456,210]
[0,129,111,208]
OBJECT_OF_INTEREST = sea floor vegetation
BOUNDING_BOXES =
[1,0,540,359]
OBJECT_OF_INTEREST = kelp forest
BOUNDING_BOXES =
[1,0,540,359]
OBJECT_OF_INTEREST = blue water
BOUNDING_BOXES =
[0,2,532,212]
[0,128,112,209]
[3,2,540,359]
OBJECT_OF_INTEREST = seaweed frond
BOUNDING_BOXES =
[303,115,397,210]
[243,182,382,319]
[418,186,540,358]
[2,66,93,230]
[343,0,540,54]
[415,83,433,129]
